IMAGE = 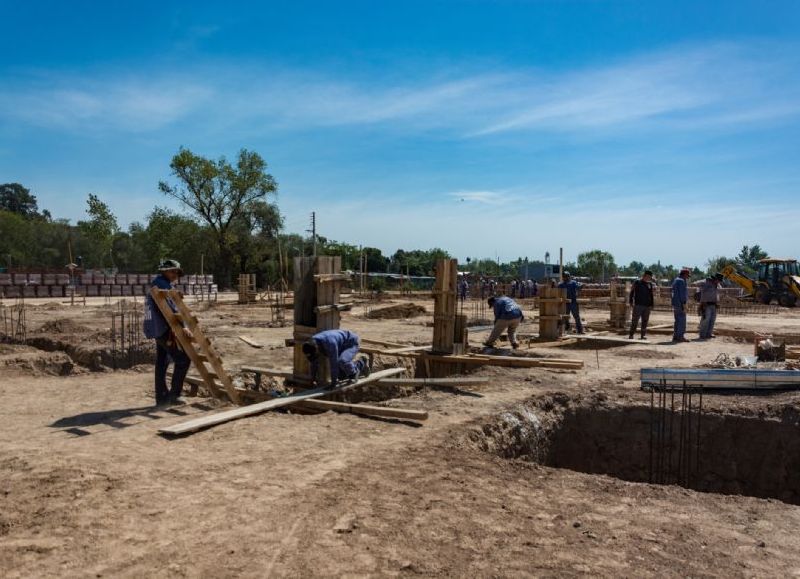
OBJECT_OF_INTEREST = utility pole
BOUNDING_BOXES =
[307,212,317,256]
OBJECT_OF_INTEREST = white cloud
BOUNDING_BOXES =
[447,190,508,204]
[3,41,798,138]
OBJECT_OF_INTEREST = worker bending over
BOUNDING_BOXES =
[671,268,691,342]
[629,270,655,340]
[302,329,371,389]
[697,273,723,340]
[558,272,584,334]
[142,259,192,406]
[484,296,524,349]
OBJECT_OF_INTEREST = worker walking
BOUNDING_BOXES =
[559,272,584,334]
[484,296,524,349]
[628,270,656,340]
[671,268,691,342]
[302,329,371,389]
[697,273,724,340]
[143,259,192,406]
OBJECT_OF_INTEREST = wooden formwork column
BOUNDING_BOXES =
[609,280,630,329]
[292,256,344,386]
[427,258,460,378]
[432,258,458,354]
[538,285,566,340]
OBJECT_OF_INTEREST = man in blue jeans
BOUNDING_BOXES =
[485,295,524,349]
[143,259,192,405]
[558,272,584,334]
[671,268,691,342]
[302,329,371,389]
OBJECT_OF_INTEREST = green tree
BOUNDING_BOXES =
[77,194,119,268]
[576,249,617,281]
[736,245,768,274]
[706,255,735,276]
[0,183,40,218]
[159,148,278,288]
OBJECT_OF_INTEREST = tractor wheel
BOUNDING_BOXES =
[778,293,797,308]
[755,287,772,304]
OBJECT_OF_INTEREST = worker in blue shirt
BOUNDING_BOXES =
[142,259,192,405]
[671,268,691,342]
[484,295,524,349]
[302,329,371,389]
[558,272,584,334]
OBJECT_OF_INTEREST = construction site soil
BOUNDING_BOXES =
[3,294,800,576]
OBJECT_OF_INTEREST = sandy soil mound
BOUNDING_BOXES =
[0,346,75,376]
[367,303,427,319]
[36,318,92,334]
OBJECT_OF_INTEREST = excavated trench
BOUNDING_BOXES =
[473,393,800,505]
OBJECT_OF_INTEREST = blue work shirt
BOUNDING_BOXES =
[143,274,176,339]
[493,296,523,320]
[311,329,360,386]
[558,280,581,303]
[671,276,688,307]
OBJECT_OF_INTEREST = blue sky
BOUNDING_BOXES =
[1,1,799,268]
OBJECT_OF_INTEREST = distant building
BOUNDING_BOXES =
[519,263,561,281]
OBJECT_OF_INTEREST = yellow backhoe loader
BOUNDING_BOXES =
[721,258,800,307]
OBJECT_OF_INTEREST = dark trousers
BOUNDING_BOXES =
[629,305,652,338]
[565,302,584,333]
[337,344,366,380]
[155,334,191,404]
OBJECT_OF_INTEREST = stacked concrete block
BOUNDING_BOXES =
[13,273,28,285]
[100,285,111,296]
[5,286,20,298]
[28,273,42,285]
[0,273,10,285]
[111,286,122,296]
[57,274,70,285]
[23,286,35,297]
[50,286,64,297]
[86,285,98,297]
[43,273,57,285]
[121,286,132,296]
[36,286,50,297]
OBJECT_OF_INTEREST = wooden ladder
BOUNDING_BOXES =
[150,287,240,404]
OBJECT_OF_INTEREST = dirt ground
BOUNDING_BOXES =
[3,294,800,577]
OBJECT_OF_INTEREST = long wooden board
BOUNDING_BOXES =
[158,367,405,435]
[295,399,428,421]
[376,377,490,386]
[424,353,584,369]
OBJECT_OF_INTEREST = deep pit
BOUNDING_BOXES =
[473,393,800,505]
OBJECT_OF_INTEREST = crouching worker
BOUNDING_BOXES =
[484,296,524,349]
[143,259,192,406]
[302,329,371,389]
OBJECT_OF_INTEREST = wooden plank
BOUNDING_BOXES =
[314,273,351,283]
[573,334,645,345]
[376,377,490,386]
[238,335,264,349]
[240,366,295,378]
[295,399,428,421]
[314,304,351,314]
[380,345,431,354]
[360,345,425,358]
[423,352,583,369]
[157,367,405,435]
[361,338,410,349]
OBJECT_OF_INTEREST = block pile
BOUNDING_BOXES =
[0,273,217,299]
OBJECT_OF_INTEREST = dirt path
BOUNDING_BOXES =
[3,297,800,576]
